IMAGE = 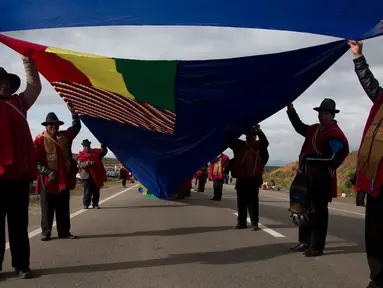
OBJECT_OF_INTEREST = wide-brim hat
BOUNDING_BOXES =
[313,98,340,114]
[81,139,92,146]
[0,67,21,94]
[41,112,64,126]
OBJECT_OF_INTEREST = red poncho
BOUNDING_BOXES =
[120,167,131,180]
[300,122,349,199]
[177,176,193,192]
[0,94,36,181]
[356,92,383,197]
[34,128,74,194]
[209,154,229,180]
[77,148,106,189]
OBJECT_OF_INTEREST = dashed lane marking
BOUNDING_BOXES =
[233,212,286,238]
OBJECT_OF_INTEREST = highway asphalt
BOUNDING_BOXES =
[0,183,369,288]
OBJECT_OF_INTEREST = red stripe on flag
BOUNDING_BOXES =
[0,33,92,86]
[34,51,92,85]
[0,33,47,56]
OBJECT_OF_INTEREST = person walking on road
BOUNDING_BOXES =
[287,99,349,257]
[209,153,229,201]
[228,124,269,230]
[0,51,42,279]
[348,39,383,288]
[34,104,81,241]
[196,164,208,192]
[77,140,108,209]
[120,166,130,187]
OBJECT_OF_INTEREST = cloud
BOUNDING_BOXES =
[1,26,382,165]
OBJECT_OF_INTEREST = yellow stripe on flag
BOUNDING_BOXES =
[46,46,135,99]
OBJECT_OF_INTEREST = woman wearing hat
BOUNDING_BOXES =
[287,99,349,257]
[0,52,42,279]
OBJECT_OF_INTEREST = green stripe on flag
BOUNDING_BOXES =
[115,58,178,112]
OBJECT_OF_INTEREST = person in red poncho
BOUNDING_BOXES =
[34,104,81,242]
[176,176,193,199]
[195,164,208,192]
[287,99,349,257]
[0,52,42,279]
[120,166,130,187]
[77,139,108,209]
[209,153,229,201]
[228,124,269,230]
[348,39,383,288]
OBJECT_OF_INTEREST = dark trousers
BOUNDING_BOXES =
[198,179,206,192]
[40,188,71,238]
[83,177,100,207]
[366,192,383,287]
[121,177,127,187]
[213,179,223,200]
[0,179,30,269]
[356,191,367,206]
[236,178,260,225]
[298,197,329,251]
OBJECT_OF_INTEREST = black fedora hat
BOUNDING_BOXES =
[0,67,21,94]
[313,98,340,114]
[81,139,92,146]
[41,112,64,126]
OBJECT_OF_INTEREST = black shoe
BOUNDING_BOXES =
[235,223,248,229]
[304,249,323,257]
[366,281,382,288]
[93,205,100,209]
[290,243,308,252]
[15,268,33,279]
[41,235,51,241]
[251,225,260,231]
[59,233,77,239]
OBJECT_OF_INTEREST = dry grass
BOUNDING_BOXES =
[29,178,121,205]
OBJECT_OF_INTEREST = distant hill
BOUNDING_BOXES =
[264,166,280,172]
[263,151,357,195]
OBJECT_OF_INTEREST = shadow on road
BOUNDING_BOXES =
[32,242,295,276]
[167,193,366,253]
[31,241,365,277]
[78,225,234,239]
[0,242,364,280]
[100,204,188,209]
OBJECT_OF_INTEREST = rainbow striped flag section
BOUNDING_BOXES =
[0,34,176,135]
[138,183,157,198]
[0,33,352,198]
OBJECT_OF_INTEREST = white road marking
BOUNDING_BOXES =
[262,193,365,217]
[233,212,286,238]
[217,191,365,217]
[5,184,139,250]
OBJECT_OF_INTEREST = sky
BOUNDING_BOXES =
[1,26,382,166]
